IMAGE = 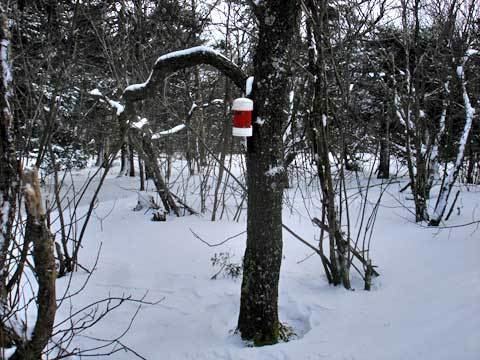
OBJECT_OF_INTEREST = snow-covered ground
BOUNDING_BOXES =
[49,158,479,360]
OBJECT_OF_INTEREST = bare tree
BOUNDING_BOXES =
[10,170,56,360]
[236,0,300,345]
[0,8,21,347]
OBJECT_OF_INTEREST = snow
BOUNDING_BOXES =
[246,76,254,96]
[456,65,463,78]
[89,88,125,116]
[255,117,265,126]
[155,46,229,65]
[0,197,9,249]
[265,165,284,177]
[124,72,152,92]
[30,157,480,360]
[88,88,102,96]
[107,99,125,116]
[131,118,149,130]
[188,102,198,116]
[0,36,12,252]
[124,82,146,92]
[1,39,12,95]
[0,346,15,359]
[465,49,478,57]
[394,91,415,130]
[152,124,186,139]
[368,72,385,78]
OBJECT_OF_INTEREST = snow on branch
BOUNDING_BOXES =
[465,48,478,57]
[88,88,125,116]
[88,88,102,96]
[107,99,125,115]
[152,124,186,139]
[394,89,415,130]
[246,76,254,96]
[131,118,149,130]
[1,39,12,98]
[122,46,247,102]
[123,73,152,93]
[154,46,228,64]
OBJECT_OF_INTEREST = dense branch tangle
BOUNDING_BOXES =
[114,46,247,215]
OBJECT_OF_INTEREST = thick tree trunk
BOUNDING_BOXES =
[237,0,299,346]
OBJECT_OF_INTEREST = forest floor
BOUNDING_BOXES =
[50,157,480,360]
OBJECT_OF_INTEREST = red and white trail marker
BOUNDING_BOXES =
[232,98,253,137]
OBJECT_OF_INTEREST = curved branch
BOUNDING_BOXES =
[122,46,247,102]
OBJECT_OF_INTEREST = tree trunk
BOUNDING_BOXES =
[120,142,127,174]
[377,107,390,179]
[132,135,179,216]
[305,0,351,289]
[138,156,145,191]
[129,142,135,177]
[237,0,299,346]
[211,104,230,221]
[102,138,110,168]
[95,141,104,167]
[0,11,21,347]
[465,141,477,185]
[429,61,476,226]
[11,170,56,360]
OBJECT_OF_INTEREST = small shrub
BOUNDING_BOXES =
[210,252,242,280]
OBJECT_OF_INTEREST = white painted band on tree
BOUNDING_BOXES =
[232,127,253,137]
[232,98,253,111]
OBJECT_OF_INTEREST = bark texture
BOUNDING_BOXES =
[10,170,56,360]
[237,0,299,345]
[377,111,390,179]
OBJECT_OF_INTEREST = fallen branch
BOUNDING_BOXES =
[190,228,246,247]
